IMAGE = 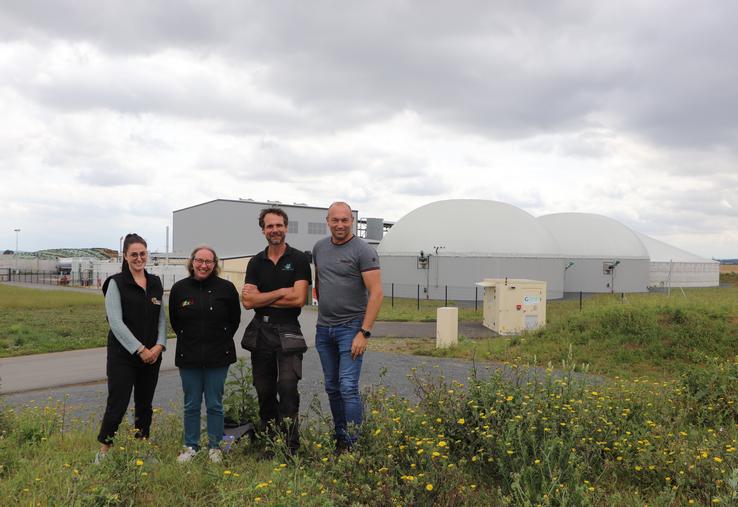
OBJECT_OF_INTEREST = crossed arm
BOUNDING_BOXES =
[241,280,309,310]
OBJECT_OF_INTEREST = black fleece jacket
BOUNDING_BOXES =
[103,269,164,355]
[169,274,241,368]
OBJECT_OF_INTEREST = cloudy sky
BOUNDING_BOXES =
[1,1,737,258]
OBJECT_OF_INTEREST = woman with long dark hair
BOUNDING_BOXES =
[96,233,166,463]
[169,245,240,463]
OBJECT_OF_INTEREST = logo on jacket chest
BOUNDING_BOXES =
[151,297,162,305]
[281,262,294,271]
[180,298,196,307]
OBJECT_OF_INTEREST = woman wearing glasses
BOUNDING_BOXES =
[97,233,167,463]
[169,245,241,462]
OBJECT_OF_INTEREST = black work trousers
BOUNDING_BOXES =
[97,350,162,445]
[250,320,303,451]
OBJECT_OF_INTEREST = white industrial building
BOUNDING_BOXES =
[537,213,650,294]
[635,232,719,288]
[172,199,359,258]
[377,201,718,301]
[377,200,565,300]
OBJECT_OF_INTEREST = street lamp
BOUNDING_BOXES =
[563,260,575,296]
[432,245,445,289]
[14,228,20,274]
[609,260,621,293]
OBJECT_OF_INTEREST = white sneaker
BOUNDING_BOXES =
[94,451,107,465]
[177,446,198,463]
[208,448,223,463]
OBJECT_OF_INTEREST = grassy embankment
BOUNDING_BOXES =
[373,281,738,381]
[0,284,108,357]
[1,355,736,506]
[0,282,736,504]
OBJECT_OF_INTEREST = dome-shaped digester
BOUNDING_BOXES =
[635,232,719,288]
[378,200,564,300]
[538,213,649,293]
[379,199,561,257]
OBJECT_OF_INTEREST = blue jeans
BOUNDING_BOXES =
[315,319,364,445]
[179,366,229,450]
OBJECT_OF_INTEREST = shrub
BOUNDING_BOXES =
[1,359,736,505]
[677,355,738,427]
[223,358,259,426]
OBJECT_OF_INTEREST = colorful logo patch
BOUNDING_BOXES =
[151,298,162,305]
[180,299,195,307]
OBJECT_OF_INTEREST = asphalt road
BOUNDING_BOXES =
[2,348,515,428]
[1,293,516,425]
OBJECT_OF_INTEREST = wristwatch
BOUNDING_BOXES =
[360,328,372,338]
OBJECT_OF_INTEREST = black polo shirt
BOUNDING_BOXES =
[244,244,312,320]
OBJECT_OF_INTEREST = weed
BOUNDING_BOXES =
[1,357,737,505]
[373,287,738,381]
[223,358,259,426]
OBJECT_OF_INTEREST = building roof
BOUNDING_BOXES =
[378,199,561,257]
[173,198,334,214]
[635,232,718,263]
[537,212,649,259]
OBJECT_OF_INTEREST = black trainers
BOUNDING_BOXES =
[333,440,352,456]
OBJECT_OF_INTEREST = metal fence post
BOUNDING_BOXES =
[417,284,420,310]
[579,291,583,311]
[391,283,394,307]
[445,285,448,307]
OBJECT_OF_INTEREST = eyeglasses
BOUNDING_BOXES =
[128,252,147,259]
[193,258,215,266]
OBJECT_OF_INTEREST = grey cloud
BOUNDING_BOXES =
[23,59,302,132]
[212,139,431,183]
[556,131,617,159]
[618,182,738,238]
[247,140,355,179]
[0,1,221,54]
[496,190,545,211]
[77,164,147,187]
[393,176,448,197]
[5,1,738,152]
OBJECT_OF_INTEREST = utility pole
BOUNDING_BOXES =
[14,228,20,274]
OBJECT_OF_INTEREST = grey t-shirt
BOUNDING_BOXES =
[313,235,381,326]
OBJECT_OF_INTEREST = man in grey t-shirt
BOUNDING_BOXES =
[313,201,383,452]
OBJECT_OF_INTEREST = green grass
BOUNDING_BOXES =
[721,271,738,285]
[373,286,738,381]
[378,297,483,321]
[3,282,737,383]
[0,285,108,357]
[1,356,736,506]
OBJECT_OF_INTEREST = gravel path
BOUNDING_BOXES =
[2,350,527,429]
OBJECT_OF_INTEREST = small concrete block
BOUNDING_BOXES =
[436,307,458,349]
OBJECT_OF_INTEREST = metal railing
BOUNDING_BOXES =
[382,282,482,310]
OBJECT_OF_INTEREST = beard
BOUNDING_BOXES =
[268,232,285,245]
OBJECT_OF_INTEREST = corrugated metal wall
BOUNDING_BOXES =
[379,255,565,300]
[173,200,357,258]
